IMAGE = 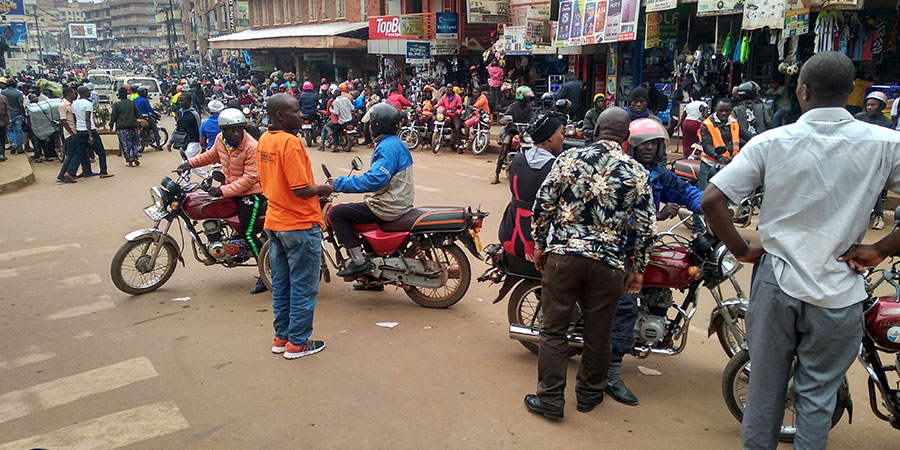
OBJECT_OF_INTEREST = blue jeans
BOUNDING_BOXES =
[611,293,638,354]
[7,115,23,148]
[267,226,323,345]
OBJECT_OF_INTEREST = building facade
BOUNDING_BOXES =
[84,0,161,57]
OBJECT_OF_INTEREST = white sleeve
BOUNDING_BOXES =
[709,141,765,204]
[892,99,899,119]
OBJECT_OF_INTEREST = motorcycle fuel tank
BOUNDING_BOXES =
[865,298,900,352]
[183,193,238,220]
[643,247,694,290]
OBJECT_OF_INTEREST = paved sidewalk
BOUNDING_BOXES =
[0,152,34,195]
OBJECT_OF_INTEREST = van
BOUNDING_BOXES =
[114,77,163,109]
[87,73,114,104]
[89,68,126,78]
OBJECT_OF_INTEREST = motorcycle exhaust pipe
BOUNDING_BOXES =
[509,325,584,347]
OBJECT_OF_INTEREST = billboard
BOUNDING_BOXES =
[68,23,98,39]
[555,0,639,46]
[467,0,508,24]
[368,15,422,39]
[0,0,24,15]
[1,21,26,47]
[435,12,458,39]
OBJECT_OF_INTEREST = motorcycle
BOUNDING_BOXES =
[398,108,428,151]
[721,208,900,442]
[301,112,323,148]
[110,165,269,295]
[259,157,489,308]
[242,105,268,129]
[136,115,169,152]
[669,145,764,228]
[431,108,464,154]
[467,112,491,155]
[562,119,586,150]
[323,121,356,153]
[479,214,749,358]
[498,115,532,176]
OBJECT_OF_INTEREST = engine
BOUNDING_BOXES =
[202,220,251,264]
[633,287,674,347]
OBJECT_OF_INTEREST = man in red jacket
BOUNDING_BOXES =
[178,108,269,294]
[436,83,464,153]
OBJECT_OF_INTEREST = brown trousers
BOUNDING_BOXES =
[537,253,624,409]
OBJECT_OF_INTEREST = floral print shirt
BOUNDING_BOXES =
[531,139,657,272]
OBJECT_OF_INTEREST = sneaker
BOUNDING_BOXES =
[271,337,289,354]
[284,340,325,359]
[873,216,885,230]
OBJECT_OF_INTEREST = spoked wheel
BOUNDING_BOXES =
[472,131,489,155]
[399,128,420,151]
[507,280,582,357]
[339,133,352,152]
[722,349,848,443]
[714,304,747,358]
[156,127,169,149]
[404,244,470,308]
[110,237,178,295]
[431,132,441,154]
[258,240,272,290]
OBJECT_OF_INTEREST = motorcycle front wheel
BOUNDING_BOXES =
[722,349,848,443]
[471,131,489,155]
[399,128,420,151]
[110,238,178,295]
[404,244,470,309]
[507,280,582,357]
[431,132,441,154]
[714,304,747,358]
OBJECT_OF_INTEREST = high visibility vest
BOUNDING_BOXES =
[699,116,740,163]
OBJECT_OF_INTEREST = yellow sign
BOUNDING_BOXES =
[400,15,423,38]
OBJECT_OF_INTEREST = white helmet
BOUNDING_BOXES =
[217,108,248,129]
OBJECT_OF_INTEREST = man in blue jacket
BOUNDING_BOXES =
[327,103,414,279]
[299,81,318,118]
[134,87,161,149]
[605,118,702,407]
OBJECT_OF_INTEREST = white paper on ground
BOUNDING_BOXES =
[376,322,399,328]
[638,366,662,376]
[171,297,191,302]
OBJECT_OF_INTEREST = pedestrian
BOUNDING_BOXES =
[1,78,23,153]
[554,71,585,120]
[56,86,79,183]
[200,99,225,150]
[581,93,606,142]
[702,51,900,449]
[109,87,140,167]
[678,90,708,158]
[854,91,894,231]
[0,81,8,162]
[732,82,775,138]
[487,60,504,118]
[256,93,332,360]
[525,107,657,420]
[169,92,205,181]
[25,90,58,163]
[626,87,663,124]
[73,85,113,178]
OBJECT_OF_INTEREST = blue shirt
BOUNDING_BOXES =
[134,96,153,116]
[200,113,221,149]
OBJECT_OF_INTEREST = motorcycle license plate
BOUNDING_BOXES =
[144,206,167,221]
[302,124,313,129]
[471,230,483,253]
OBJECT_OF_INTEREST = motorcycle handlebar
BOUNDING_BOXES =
[322,164,332,179]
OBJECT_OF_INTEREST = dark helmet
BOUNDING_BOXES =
[137,87,148,97]
[736,81,758,101]
[130,83,141,93]
[368,103,402,138]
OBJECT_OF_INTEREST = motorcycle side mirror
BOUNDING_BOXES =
[211,170,226,183]
[351,156,363,171]
[321,164,332,179]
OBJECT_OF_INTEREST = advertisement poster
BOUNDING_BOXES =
[645,12,661,48]
[0,0,23,15]
[697,0,743,16]
[592,0,608,43]
[784,0,810,36]
[68,23,98,39]
[743,0,786,30]
[602,0,621,42]
[401,15,423,37]
[645,0,676,12]
[582,2,596,36]
[525,4,551,44]
[503,25,530,55]
[606,45,617,106]
[570,0,583,41]
[369,15,421,39]
[2,22,25,47]
[617,0,640,41]
[556,0,573,41]
[467,0,509,24]
[406,41,430,63]
[435,12,458,39]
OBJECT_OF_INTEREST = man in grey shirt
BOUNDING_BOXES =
[702,51,900,449]
[1,80,24,152]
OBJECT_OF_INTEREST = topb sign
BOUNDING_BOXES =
[368,15,421,39]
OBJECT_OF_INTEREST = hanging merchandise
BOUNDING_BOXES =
[889,17,897,53]
[743,0,787,30]
[733,34,743,63]
[814,10,839,53]
[722,31,734,59]
[740,35,750,63]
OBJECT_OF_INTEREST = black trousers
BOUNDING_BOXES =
[537,253,624,410]
[236,194,267,260]
[328,202,382,249]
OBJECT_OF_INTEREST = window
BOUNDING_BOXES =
[252,0,260,26]
[336,0,344,18]
[283,0,290,23]
[295,0,301,22]
[273,0,282,24]
[262,0,269,25]
[360,0,366,20]
[321,0,330,19]
[308,0,317,21]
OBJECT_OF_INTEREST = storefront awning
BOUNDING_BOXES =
[209,22,368,51]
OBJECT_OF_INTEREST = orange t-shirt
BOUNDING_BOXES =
[256,130,324,231]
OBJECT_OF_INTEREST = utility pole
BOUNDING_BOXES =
[164,7,174,74]
[168,0,177,72]
[32,5,42,64]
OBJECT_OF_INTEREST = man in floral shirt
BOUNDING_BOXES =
[524,107,657,420]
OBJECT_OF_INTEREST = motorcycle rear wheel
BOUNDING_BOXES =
[339,133,352,152]
[399,128,420,151]
[110,238,178,295]
[156,127,169,149]
[722,349,848,443]
[404,244,470,308]
[305,132,313,148]
[258,240,272,291]
[507,280,582,357]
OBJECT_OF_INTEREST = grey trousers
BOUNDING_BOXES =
[742,254,862,450]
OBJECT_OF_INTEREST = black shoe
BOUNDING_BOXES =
[353,281,384,291]
[250,277,268,294]
[604,380,639,406]
[524,394,563,420]
[336,260,369,278]
[576,392,604,412]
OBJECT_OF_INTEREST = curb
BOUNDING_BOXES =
[0,155,35,195]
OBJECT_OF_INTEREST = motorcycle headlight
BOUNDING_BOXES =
[565,125,576,137]
[242,107,251,115]
[150,186,166,209]
[715,245,741,277]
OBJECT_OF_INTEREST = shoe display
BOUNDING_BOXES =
[283,340,325,359]
[271,337,288,354]
[523,394,563,420]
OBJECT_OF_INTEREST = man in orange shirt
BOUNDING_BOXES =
[256,93,333,360]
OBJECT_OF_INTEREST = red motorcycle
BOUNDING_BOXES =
[479,214,749,358]
[258,157,489,309]
[111,168,268,295]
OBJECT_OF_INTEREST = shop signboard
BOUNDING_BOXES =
[430,40,459,55]
[743,0,786,30]
[0,0,23,15]
[467,0,509,24]
[697,0,743,16]
[525,4,551,45]
[555,0,637,46]
[435,12,458,39]
[645,0,676,13]
[606,45,617,106]
[406,41,431,64]
[369,15,422,39]
[504,25,531,55]
[602,0,620,42]
[810,0,858,7]
[784,0,810,36]
[645,12,661,48]
[2,21,25,47]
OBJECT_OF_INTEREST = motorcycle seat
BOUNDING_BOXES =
[381,207,467,232]
[503,253,541,279]
[672,158,700,181]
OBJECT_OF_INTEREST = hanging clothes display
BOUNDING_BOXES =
[837,12,852,55]
[733,34,743,63]
[861,18,876,61]
[740,35,750,63]
[722,31,734,59]
[851,18,867,61]
[814,10,838,53]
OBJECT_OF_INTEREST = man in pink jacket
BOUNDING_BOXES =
[178,108,269,294]
[487,60,504,117]
[436,83,464,152]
